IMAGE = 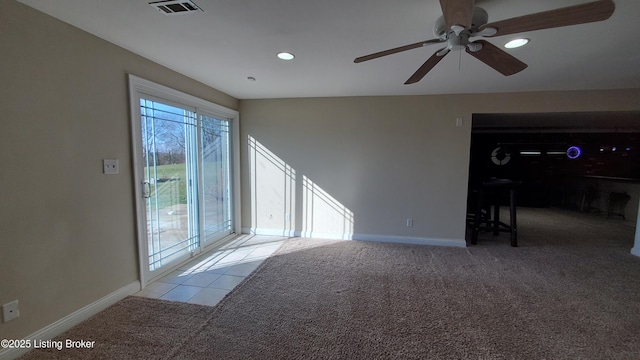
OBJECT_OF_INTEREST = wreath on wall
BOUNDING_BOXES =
[491,146,511,166]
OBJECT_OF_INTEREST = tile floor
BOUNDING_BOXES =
[134,234,287,306]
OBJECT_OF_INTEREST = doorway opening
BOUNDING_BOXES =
[466,111,640,247]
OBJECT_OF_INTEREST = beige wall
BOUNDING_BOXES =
[240,90,640,243]
[240,97,473,243]
[0,0,237,341]
[2,0,640,345]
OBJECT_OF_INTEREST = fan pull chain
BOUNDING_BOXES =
[459,48,462,72]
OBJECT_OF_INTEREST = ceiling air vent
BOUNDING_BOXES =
[149,0,202,15]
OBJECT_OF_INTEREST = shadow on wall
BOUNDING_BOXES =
[248,135,354,239]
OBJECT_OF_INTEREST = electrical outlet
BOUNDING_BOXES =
[103,159,119,175]
[406,219,413,227]
[2,300,20,323]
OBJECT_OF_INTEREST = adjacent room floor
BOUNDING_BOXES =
[134,235,287,306]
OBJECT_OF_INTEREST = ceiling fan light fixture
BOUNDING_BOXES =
[504,38,530,49]
[277,52,295,60]
[354,0,615,84]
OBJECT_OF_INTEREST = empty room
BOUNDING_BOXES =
[1,0,640,359]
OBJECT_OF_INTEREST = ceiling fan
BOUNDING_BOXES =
[354,0,615,84]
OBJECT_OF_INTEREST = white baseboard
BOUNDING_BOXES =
[0,281,140,360]
[243,227,466,248]
[242,227,296,237]
[632,247,640,257]
[353,233,467,248]
[296,230,352,240]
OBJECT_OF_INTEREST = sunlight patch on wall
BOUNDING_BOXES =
[248,136,295,236]
[302,176,354,240]
[247,135,354,240]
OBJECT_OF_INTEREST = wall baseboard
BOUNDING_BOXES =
[296,230,352,240]
[352,233,467,247]
[243,227,466,248]
[0,281,140,360]
[242,227,296,237]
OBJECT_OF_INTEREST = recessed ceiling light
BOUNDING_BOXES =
[277,52,295,60]
[504,38,529,49]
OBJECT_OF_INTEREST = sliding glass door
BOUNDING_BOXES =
[140,98,199,271]
[200,114,232,244]
[130,76,238,285]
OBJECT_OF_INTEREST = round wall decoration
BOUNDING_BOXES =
[491,146,511,166]
[567,146,581,159]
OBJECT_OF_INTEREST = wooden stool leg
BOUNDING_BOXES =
[510,189,518,247]
[471,190,484,245]
[492,194,500,236]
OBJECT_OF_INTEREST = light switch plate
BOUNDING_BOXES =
[103,159,119,175]
[2,300,19,323]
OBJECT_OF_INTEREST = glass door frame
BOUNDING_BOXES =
[129,75,241,287]
[140,95,199,272]
[198,110,234,246]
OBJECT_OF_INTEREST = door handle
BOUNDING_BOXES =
[142,180,151,199]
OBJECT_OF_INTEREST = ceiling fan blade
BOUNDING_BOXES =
[481,0,615,37]
[354,39,444,63]
[440,0,475,30]
[466,40,527,76]
[405,49,450,84]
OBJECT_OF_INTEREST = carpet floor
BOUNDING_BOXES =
[20,208,640,359]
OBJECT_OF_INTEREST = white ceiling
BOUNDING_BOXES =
[17,0,640,99]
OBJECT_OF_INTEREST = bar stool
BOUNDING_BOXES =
[471,179,521,247]
[607,192,631,219]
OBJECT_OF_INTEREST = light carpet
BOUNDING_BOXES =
[20,208,640,359]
